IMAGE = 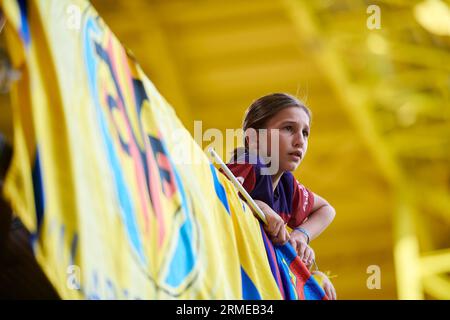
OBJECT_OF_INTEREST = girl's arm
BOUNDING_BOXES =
[292,193,336,242]
[289,193,335,265]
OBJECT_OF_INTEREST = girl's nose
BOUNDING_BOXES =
[293,132,304,147]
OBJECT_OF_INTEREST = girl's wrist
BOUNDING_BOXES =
[293,227,310,244]
[294,232,308,244]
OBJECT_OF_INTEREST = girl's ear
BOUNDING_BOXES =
[244,128,259,150]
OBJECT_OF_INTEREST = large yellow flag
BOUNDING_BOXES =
[1,0,281,299]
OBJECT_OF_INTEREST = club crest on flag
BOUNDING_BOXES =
[82,12,200,296]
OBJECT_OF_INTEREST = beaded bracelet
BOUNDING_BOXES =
[294,227,310,244]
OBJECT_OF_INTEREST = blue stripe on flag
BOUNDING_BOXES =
[304,273,326,300]
[275,245,298,300]
[17,0,31,46]
[241,267,262,300]
[32,150,44,236]
[164,165,196,288]
[210,164,230,214]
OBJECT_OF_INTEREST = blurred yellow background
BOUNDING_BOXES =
[1,0,449,299]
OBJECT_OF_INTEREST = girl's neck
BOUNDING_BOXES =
[271,171,283,192]
[246,147,283,191]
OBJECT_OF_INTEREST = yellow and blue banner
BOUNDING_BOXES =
[1,0,326,300]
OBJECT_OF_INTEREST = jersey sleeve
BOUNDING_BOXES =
[288,179,315,228]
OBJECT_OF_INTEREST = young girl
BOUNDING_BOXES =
[224,93,336,299]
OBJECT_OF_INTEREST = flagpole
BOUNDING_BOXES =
[208,148,268,225]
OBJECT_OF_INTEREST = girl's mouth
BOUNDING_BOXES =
[288,151,302,161]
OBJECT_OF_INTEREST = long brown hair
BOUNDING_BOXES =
[230,93,312,162]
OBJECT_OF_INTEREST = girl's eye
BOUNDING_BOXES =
[303,130,309,138]
[284,126,293,132]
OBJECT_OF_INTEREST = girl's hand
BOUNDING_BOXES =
[312,271,337,300]
[254,200,289,245]
[289,230,315,267]
[264,210,289,245]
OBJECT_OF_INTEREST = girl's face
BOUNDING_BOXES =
[264,106,310,173]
